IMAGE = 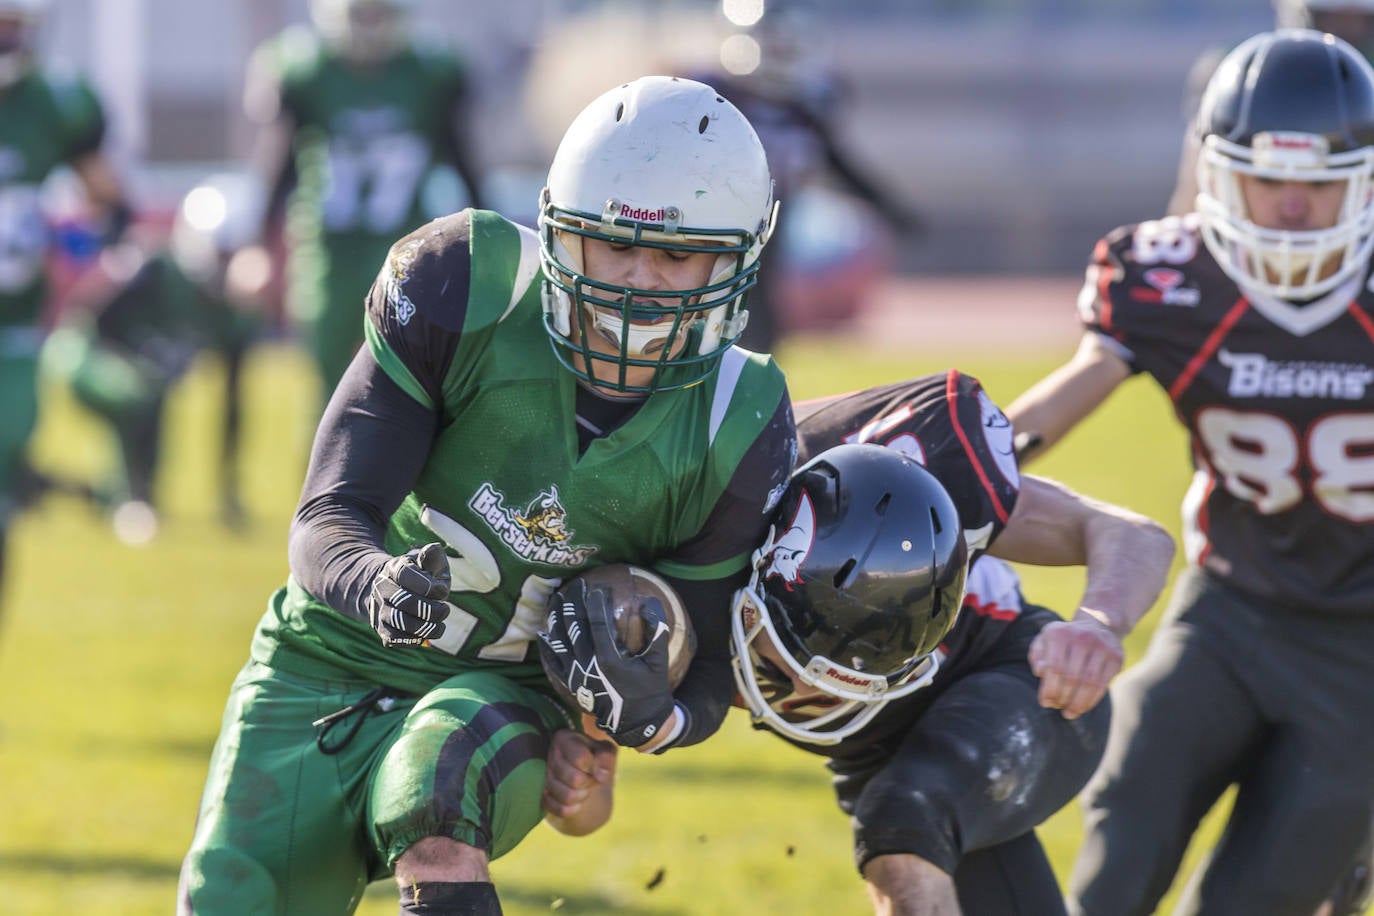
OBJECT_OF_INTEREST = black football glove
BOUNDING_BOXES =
[537,578,675,748]
[366,542,452,648]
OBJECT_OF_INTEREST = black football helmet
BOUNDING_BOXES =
[731,442,968,745]
[1195,29,1374,299]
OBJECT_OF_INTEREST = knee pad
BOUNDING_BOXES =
[399,881,503,915]
[369,682,557,869]
[853,779,961,875]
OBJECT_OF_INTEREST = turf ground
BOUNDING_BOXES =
[0,314,1231,914]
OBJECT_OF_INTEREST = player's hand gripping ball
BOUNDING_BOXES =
[537,565,697,747]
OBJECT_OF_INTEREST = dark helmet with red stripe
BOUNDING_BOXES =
[1195,28,1374,298]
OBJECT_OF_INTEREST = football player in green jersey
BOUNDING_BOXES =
[179,76,791,915]
[240,0,486,420]
[40,173,265,544]
[0,0,130,612]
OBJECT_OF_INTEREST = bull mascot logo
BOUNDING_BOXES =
[759,491,816,591]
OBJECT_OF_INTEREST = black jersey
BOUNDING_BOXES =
[793,371,1024,681]
[794,370,1020,555]
[1082,214,1374,615]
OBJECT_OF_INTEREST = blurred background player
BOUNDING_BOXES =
[40,172,265,545]
[239,0,485,420]
[686,8,920,353]
[1279,0,1374,51]
[0,0,130,611]
[1009,30,1374,916]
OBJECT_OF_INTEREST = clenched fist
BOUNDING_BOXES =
[1028,615,1124,720]
[366,542,452,648]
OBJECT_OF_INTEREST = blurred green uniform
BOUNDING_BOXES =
[42,250,259,508]
[247,26,481,408]
[0,67,105,519]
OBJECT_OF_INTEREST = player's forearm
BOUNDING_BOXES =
[1075,509,1175,639]
[656,654,733,750]
[247,112,298,238]
[1005,334,1130,465]
[660,572,744,750]
[288,498,391,622]
[288,355,437,620]
[1005,370,1101,464]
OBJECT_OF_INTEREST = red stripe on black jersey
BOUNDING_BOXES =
[1093,238,1116,333]
[1168,297,1250,402]
[963,593,1019,621]
[1350,301,1374,344]
[945,370,1012,524]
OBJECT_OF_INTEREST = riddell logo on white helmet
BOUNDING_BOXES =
[617,205,668,222]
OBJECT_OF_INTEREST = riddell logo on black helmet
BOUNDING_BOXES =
[826,668,875,688]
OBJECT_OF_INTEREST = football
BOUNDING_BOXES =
[545,563,697,693]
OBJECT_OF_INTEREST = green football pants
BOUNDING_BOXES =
[178,660,566,915]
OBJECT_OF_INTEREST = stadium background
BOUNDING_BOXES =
[0,0,1284,912]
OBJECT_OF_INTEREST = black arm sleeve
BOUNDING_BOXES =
[660,568,751,749]
[287,348,440,620]
[258,116,298,236]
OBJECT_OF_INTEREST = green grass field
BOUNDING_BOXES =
[0,335,1228,914]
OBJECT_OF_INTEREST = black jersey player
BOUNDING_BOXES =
[545,371,1174,915]
[1010,30,1374,916]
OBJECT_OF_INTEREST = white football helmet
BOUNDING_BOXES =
[0,0,45,89]
[538,75,777,394]
[309,0,412,64]
[1195,29,1374,299]
[170,172,266,287]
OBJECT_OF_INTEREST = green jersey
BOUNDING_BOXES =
[82,252,257,375]
[0,68,106,330]
[253,209,794,697]
[248,28,476,257]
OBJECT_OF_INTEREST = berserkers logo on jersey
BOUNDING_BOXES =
[1218,349,1374,400]
[1130,268,1200,307]
[758,491,817,591]
[468,483,597,567]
